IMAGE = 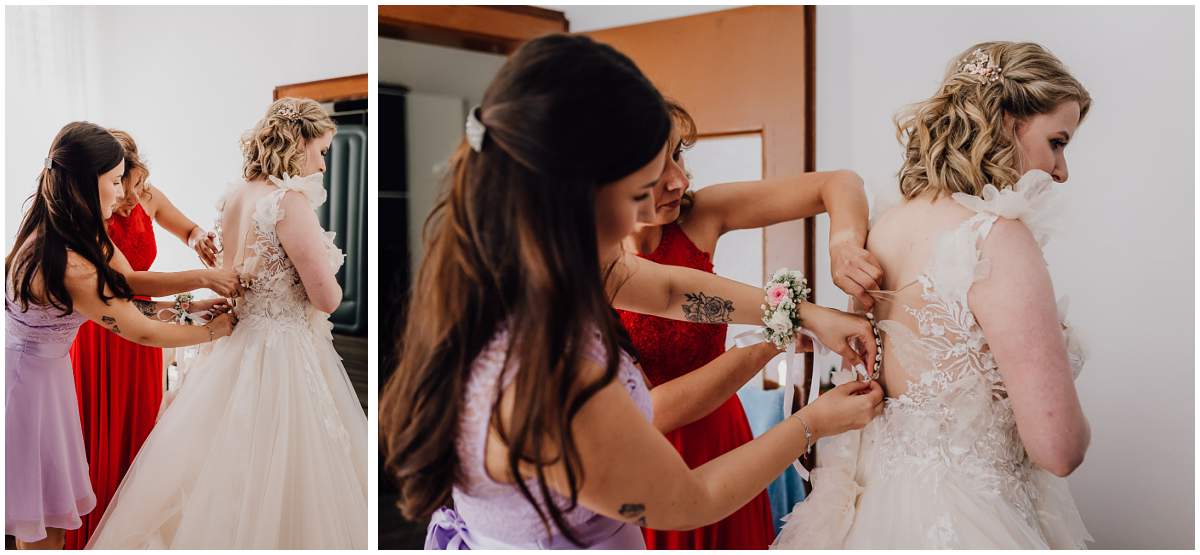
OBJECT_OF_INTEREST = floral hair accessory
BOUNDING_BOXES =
[274,105,302,121]
[959,48,1003,83]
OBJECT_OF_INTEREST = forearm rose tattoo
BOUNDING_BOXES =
[681,292,734,324]
[133,299,158,319]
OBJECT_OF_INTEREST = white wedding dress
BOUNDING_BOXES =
[773,170,1091,549]
[87,174,367,549]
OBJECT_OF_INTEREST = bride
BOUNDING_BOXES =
[87,98,367,549]
[774,42,1093,549]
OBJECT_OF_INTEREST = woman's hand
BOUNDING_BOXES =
[799,302,878,374]
[188,226,219,268]
[800,379,884,439]
[829,234,884,310]
[203,268,242,297]
[188,297,232,315]
[204,312,238,340]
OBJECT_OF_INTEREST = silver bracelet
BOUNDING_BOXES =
[793,410,814,453]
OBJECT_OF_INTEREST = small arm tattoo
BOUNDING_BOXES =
[618,503,647,527]
[681,292,734,324]
[101,315,121,335]
[132,299,157,319]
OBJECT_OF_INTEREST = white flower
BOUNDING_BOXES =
[767,309,794,334]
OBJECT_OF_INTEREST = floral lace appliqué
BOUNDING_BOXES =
[214,174,350,455]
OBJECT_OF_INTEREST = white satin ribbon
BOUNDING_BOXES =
[154,307,215,326]
[732,326,832,482]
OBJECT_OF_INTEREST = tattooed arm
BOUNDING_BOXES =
[607,252,764,325]
[64,252,236,347]
[608,251,879,369]
[129,299,228,322]
[496,357,883,531]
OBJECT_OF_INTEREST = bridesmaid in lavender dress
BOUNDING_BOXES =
[381,35,884,550]
[5,122,236,549]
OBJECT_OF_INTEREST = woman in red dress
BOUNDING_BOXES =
[64,130,240,549]
[616,101,882,549]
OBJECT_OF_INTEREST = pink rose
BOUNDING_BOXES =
[766,284,789,307]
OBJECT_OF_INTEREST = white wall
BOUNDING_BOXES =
[379,38,505,109]
[403,92,462,277]
[6,5,367,277]
[379,38,507,278]
[813,5,1194,549]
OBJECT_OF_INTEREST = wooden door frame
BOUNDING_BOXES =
[275,74,368,102]
[378,5,567,55]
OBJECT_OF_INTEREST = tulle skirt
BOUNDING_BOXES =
[85,315,367,549]
[773,422,1091,549]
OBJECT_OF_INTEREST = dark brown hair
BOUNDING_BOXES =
[6,121,133,314]
[379,34,670,545]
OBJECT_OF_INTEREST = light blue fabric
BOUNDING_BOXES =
[737,381,807,534]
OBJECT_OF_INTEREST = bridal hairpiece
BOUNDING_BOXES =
[274,105,302,121]
[465,106,486,153]
[959,48,1003,83]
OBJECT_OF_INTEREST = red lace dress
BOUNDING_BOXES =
[65,203,162,549]
[616,222,775,549]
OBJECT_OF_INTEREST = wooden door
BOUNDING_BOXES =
[586,6,817,395]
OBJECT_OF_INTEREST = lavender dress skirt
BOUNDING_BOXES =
[5,298,93,542]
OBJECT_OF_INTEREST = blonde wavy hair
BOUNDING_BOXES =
[895,41,1092,200]
[241,97,336,181]
[109,129,153,216]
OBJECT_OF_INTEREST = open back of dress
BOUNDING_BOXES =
[86,173,366,549]
[772,170,1089,549]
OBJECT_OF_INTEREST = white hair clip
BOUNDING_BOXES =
[465,106,486,153]
[274,105,302,121]
[960,48,1003,83]
[43,157,53,170]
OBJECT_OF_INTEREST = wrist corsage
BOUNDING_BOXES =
[761,268,811,349]
[169,293,203,325]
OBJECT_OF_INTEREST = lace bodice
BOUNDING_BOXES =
[214,174,344,332]
[108,202,157,273]
[5,295,89,353]
[867,169,1085,532]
